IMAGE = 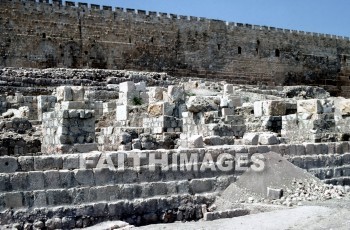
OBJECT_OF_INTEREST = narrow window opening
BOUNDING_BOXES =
[150,37,154,43]
[42,33,46,39]
[275,49,280,57]
[344,55,347,62]
[238,46,242,54]
[256,48,259,55]
[217,44,221,50]
[128,37,132,43]
[257,40,260,45]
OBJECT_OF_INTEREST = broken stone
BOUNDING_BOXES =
[259,133,279,145]
[243,133,259,145]
[188,135,204,148]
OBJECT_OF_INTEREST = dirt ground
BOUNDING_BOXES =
[135,196,350,230]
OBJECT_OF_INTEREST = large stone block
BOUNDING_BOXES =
[254,101,264,117]
[336,99,350,116]
[255,100,286,116]
[0,156,18,173]
[60,101,86,110]
[116,105,128,121]
[10,172,28,190]
[119,81,136,93]
[18,156,34,172]
[167,85,184,102]
[44,170,61,189]
[190,179,213,193]
[46,189,72,206]
[62,154,80,170]
[243,133,259,145]
[148,87,164,103]
[148,102,164,117]
[74,169,95,186]
[34,156,63,171]
[263,100,286,116]
[222,108,234,117]
[223,84,234,95]
[297,99,322,114]
[56,86,73,102]
[71,86,85,101]
[94,168,115,186]
[33,191,47,207]
[28,172,45,190]
[4,192,23,209]
[60,170,77,188]
[0,174,11,192]
[259,133,279,145]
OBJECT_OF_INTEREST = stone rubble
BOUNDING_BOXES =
[1,68,350,228]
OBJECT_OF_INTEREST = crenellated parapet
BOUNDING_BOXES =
[2,0,349,41]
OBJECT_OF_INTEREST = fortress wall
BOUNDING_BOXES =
[1,0,350,95]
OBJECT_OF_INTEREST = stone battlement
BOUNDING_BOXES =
[1,0,350,97]
[5,0,349,41]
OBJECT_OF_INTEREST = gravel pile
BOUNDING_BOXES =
[215,152,350,209]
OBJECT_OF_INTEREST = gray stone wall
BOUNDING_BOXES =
[1,0,350,95]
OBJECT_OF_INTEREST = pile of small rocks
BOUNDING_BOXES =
[242,179,350,207]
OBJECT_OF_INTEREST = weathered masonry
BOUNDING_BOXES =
[1,0,350,96]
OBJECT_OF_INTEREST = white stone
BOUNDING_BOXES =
[263,100,286,116]
[56,86,73,102]
[297,99,322,114]
[243,133,259,145]
[254,101,263,117]
[223,84,234,95]
[135,81,146,92]
[167,85,184,102]
[116,105,128,121]
[148,87,164,103]
[259,133,279,145]
[119,81,136,93]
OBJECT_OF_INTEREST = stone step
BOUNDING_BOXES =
[0,193,217,227]
[323,176,350,185]
[308,165,350,180]
[1,143,350,173]
[0,167,235,192]
[0,178,226,211]
[287,154,350,169]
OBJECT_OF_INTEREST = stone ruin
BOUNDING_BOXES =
[0,69,350,228]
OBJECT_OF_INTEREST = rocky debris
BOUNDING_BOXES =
[283,86,330,99]
[216,152,350,210]
[2,71,350,228]
[186,96,219,113]
[269,180,350,206]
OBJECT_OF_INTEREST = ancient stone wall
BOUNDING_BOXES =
[0,142,350,225]
[1,0,350,95]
